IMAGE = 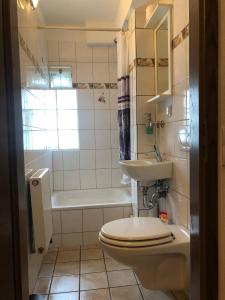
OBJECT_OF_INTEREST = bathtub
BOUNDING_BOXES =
[52,187,131,209]
[50,188,133,248]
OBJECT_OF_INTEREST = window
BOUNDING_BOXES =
[22,89,79,150]
[49,66,72,88]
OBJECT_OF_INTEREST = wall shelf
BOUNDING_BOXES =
[145,0,173,29]
[146,92,172,104]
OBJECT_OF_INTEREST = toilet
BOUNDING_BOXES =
[99,217,190,291]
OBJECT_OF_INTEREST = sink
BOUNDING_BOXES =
[119,159,172,181]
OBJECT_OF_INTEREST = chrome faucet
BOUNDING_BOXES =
[153,145,163,162]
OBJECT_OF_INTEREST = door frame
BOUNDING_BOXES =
[0,1,29,299]
[190,0,218,299]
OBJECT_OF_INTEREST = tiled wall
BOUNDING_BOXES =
[48,39,123,191]
[157,0,190,228]
[17,4,52,294]
[51,206,133,248]
[128,8,157,216]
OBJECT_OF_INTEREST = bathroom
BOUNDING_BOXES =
[1,0,221,299]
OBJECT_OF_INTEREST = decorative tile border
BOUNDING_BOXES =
[129,57,168,72]
[172,24,189,50]
[72,83,118,89]
[18,32,48,81]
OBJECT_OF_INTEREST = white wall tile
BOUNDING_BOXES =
[111,169,123,188]
[77,90,94,109]
[172,158,189,197]
[78,110,95,129]
[93,63,109,82]
[53,151,63,171]
[61,233,83,247]
[59,41,75,62]
[173,0,186,37]
[110,110,118,129]
[63,171,80,190]
[96,169,111,188]
[96,150,111,169]
[80,170,96,189]
[111,149,119,168]
[173,42,186,86]
[52,211,61,233]
[103,207,123,224]
[62,150,80,170]
[51,234,62,248]
[109,89,118,109]
[83,208,103,231]
[76,43,93,62]
[79,130,95,149]
[83,232,99,245]
[61,210,82,233]
[111,130,119,148]
[47,40,59,62]
[109,63,117,83]
[109,47,117,63]
[80,150,95,169]
[53,171,63,190]
[136,29,154,58]
[95,130,111,149]
[137,125,155,153]
[136,67,155,95]
[95,110,111,129]
[76,63,93,83]
[123,206,133,218]
[94,89,110,109]
[93,47,109,62]
[136,96,155,125]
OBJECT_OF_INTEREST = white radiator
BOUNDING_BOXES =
[30,168,53,254]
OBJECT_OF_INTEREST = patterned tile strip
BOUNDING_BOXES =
[172,24,189,49]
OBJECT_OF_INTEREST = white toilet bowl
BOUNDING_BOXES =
[99,217,190,290]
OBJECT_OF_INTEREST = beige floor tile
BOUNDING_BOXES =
[107,270,137,287]
[81,248,103,260]
[59,246,80,251]
[110,285,143,300]
[54,262,80,276]
[80,272,108,290]
[48,292,79,300]
[39,264,54,277]
[33,277,51,294]
[139,285,175,300]
[81,244,101,250]
[50,275,79,293]
[80,288,111,300]
[43,251,57,263]
[81,259,105,274]
[47,248,58,253]
[57,250,80,262]
[105,257,130,271]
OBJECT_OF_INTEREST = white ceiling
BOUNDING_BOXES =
[39,0,121,25]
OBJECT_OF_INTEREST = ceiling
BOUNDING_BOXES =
[39,0,121,25]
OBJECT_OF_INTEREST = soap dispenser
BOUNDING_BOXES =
[145,113,154,134]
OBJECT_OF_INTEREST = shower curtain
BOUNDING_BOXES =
[117,31,130,161]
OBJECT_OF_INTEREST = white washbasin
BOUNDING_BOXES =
[119,159,172,181]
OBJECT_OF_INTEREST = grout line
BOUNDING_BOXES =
[103,254,112,300]
[47,247,59,296]
[78,245,81,300]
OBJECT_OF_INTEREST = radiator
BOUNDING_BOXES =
[30,168,53,254]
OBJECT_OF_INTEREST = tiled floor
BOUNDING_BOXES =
[34,245,178,300]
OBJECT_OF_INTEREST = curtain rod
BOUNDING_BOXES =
[38,25,124,32]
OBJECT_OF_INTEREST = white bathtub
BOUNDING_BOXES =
[52,187,131,210]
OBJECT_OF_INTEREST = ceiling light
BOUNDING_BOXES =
[30,0,39,9]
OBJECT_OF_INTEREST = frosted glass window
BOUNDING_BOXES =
[58,130,79,149]
[22,89,79,150]
[57,90,77,109]
[49,66,72,88]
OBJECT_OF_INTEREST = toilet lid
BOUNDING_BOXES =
[100,217,173,242]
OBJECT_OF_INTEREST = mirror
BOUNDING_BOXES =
[155,12,171,96]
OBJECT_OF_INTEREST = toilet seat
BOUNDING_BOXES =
[99,217,174,248]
